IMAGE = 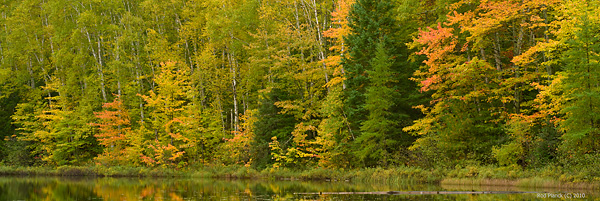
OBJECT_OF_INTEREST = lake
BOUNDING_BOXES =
[0,176,594,200]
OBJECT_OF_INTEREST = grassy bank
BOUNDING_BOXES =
[440,164,600,190]
[0,165,187,177]
[0,164,599,189]
[0,164,443,183]
[441,177,600,190]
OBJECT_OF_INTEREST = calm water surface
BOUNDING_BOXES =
[0,176,595,200]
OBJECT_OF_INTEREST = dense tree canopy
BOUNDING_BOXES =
[0,0,598,170]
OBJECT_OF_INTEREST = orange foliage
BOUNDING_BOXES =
[411,23,457,92]
[322,0,354,88]
[221,110,257,166]
[90,95,132,165]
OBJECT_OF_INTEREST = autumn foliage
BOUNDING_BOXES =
[90,95,132,165]
[1,0,599,172]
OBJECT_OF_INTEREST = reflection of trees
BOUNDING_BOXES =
[0,176,591,200]
[0,177,97,200]
[1,177,417,200]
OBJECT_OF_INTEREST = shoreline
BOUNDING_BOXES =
[0,165,598,190]
[441,178,600,190]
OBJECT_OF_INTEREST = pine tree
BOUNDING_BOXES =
[343,0,399,138]
[342,0,418,167]
[356,42,397,167]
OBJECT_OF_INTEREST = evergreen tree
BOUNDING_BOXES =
[252,88,297,169]
[356,42,397,167]
[343,0,399,138]
[343,0,420,167]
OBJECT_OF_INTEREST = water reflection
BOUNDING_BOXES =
[0,176,595,200]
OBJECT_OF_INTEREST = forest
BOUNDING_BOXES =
[0,0,599,173]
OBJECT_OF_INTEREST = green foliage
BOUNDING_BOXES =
[0,0,598,179]
[493,142,524,167]
[343,0,399,136]
[342,0,420,168]
[355,43,397,167]
[558,0,600,157]
[493,116,529,166]
[317,85,354,168]
[2,140,33,167]
[252,88,297,169]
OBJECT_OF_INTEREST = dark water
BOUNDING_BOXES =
[0,176,595,200]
